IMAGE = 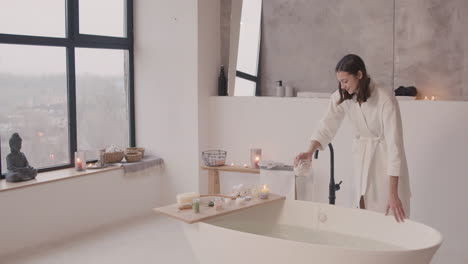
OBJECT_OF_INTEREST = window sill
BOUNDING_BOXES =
[0,165,122,193]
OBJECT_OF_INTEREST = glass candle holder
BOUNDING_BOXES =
[259,184,270,199]
[214,197,224,211]
[75,151,86,171]
[250,186,260,199]
[250,148,262,168]
[224,197,233,207]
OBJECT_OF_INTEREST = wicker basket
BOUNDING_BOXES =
[125,152,142,162]
[202,150,227,167]
[103,151,124,163]
[126,147,145,157]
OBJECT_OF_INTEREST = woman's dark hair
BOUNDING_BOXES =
[335,54,371,104]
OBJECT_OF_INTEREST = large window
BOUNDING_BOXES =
[0,0,134,174]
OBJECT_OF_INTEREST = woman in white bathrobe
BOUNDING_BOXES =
[295,54,411,222]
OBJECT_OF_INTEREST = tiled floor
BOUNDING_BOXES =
[2,214,198,264]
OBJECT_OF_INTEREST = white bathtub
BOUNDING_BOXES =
[183,200,442,264]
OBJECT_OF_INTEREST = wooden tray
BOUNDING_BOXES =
[154,193,285,224]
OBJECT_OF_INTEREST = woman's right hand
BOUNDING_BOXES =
[294,151,313,167]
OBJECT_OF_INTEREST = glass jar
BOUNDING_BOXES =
[192,198,200,214]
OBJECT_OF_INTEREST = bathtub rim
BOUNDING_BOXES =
[200,201,443,254]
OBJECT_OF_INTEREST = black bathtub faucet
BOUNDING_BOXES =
[314,143,342,205]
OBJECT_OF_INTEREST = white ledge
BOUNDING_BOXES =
[0,166,122,193]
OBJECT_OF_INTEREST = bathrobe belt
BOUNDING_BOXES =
[354,136,383,196]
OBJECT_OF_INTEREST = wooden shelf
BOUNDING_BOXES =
[154,193,285,224]
[201,165,260,195]
[201,165,260,174]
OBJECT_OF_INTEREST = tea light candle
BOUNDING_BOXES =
[259,184,270,199]
[243,163,248,168]
[250,148,262,168]
[424,96,428,100]
[231,162,234,167]
[431,96,436,101]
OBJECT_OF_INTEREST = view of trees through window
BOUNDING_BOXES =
[0,0,133,174]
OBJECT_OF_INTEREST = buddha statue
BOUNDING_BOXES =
[5,133,37,182]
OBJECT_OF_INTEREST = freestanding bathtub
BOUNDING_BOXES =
[182,199,442,264]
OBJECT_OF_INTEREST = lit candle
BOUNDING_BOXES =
[243,163,248,168]
[231,162,234,167]
[76,158,83,170]
[75,151,86,171]
[250,148,262,168]
[259,184,270,199]
[424,96,428,100]
[431,96,436,101]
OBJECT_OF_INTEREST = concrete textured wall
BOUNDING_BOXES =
[395,0,468,100]
[261,0,394,96]
[222,0,468,100]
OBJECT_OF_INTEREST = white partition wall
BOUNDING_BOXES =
[206,96,468,264]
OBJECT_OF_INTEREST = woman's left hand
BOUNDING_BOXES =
[386,194,406,223]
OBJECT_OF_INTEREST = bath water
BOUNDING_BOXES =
[217,222,403,250]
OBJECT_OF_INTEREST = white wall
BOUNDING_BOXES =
[0,0,221,257]
[134,0,200,205]
[135,0,220,201]
[207,97,468,264]
[0,169,161,257]
[208,97,354,204]
[197,0,221,194]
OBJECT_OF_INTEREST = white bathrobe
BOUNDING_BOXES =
[311,81,411,215]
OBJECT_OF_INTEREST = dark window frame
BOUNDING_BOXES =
[235,12,262,96]
[0,0,135,173]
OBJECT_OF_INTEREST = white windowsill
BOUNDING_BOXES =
[0,165,122,193]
